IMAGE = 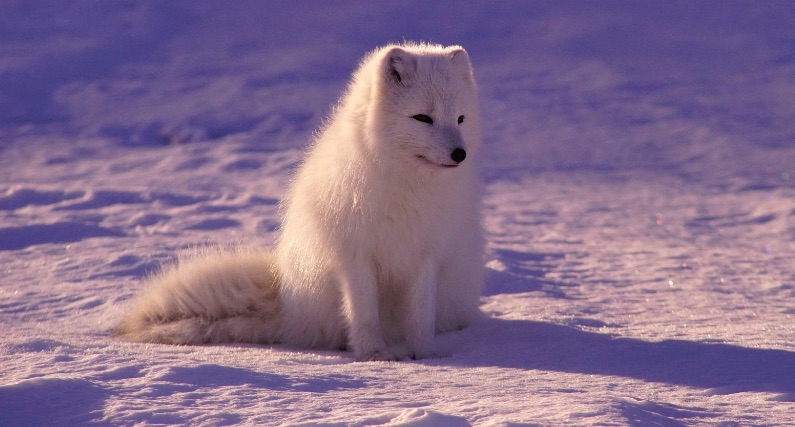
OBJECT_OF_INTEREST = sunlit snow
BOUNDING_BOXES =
[2,1,794,426]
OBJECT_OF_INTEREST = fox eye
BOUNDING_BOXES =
[457,115,465,124]
[411,114,433,124]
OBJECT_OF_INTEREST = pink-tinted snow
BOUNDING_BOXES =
[1,1,794,425]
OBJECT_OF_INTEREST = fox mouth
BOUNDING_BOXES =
[416,155,458,168]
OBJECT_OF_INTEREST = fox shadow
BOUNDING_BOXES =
[441,317,795,397]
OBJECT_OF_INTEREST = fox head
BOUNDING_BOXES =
[361,43,481,171]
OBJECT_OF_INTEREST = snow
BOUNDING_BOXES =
[1,1,794,425]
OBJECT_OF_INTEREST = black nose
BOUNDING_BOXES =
[450,148,467,163]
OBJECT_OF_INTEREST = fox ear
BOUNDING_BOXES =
[384,47,416,86]
[450,48,474,80]
[450,48,471,67]
[450,47,472,76]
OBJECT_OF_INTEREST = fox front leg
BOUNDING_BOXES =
[339,263,398,361]
[402,260,439,360]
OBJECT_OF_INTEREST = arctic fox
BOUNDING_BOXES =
[113,42,484,361]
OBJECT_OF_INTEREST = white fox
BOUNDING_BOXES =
[114,42,484,361]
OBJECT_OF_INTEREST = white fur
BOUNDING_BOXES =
[114,43,484,361]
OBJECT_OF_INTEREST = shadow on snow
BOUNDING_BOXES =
[447,317,795,397]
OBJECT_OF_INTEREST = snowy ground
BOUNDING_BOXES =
[2,1,795,426]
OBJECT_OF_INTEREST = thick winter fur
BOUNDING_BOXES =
[114,42,484,361]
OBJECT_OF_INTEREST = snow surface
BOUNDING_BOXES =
[2,1,795,425]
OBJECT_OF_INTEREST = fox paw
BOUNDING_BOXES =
[356,348,399,362]
[410,351,445,361]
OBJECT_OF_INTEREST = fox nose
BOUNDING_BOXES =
[450,148,466,163]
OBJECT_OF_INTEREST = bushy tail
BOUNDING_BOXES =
[113,247,281,345]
